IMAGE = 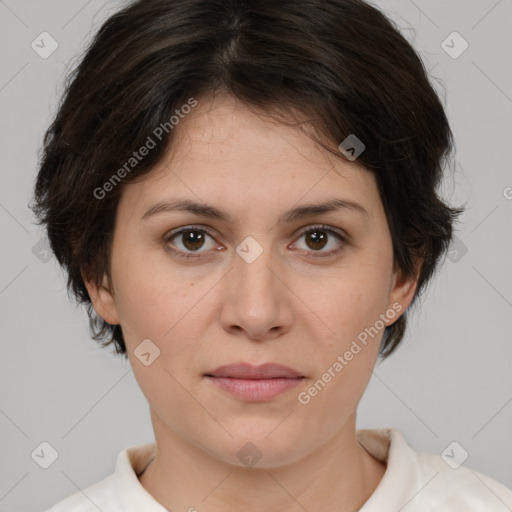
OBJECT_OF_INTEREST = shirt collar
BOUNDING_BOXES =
[357,428,422,511]
[113,428,421,511]
[114,441,167,510]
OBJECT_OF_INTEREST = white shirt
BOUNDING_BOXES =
[44,428,512,511]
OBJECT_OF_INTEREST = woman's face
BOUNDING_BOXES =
[86,92,417,468]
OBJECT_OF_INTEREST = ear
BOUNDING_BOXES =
[81,267,120,325]
[386,260,421,324]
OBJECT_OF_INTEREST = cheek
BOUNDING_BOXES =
[110,246,197,343]
[306,258,392,346]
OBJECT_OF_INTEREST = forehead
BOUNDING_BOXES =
[116,92,380,225]
[167,93,335,169]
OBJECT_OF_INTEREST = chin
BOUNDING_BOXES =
[213,429,309,469]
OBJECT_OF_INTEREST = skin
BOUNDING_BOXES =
[84,91,419,512]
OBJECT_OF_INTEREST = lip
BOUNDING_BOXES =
[204,363,305,402]
[206,362,303,379]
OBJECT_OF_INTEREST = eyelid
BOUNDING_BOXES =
[165,224,218,243]
[165,224,348,241]
[292,224,348,241]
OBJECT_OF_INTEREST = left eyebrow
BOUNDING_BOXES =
[281,198,369,223]
[141,197,370,223]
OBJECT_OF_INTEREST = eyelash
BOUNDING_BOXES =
[164,224,348,260]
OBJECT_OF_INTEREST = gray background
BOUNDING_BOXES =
[0,0,511,510]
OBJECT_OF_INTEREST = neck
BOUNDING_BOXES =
[138,410,386,512]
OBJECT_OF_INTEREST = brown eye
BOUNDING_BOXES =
[165,226,218,259]
[304,229,329,251]
[293,225,347,258]
[178,230,207,251]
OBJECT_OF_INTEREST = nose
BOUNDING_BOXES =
[219,240,294,342]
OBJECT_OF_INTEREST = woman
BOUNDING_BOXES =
[32,0,512,510]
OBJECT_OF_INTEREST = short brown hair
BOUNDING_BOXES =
[30,0,464,359]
